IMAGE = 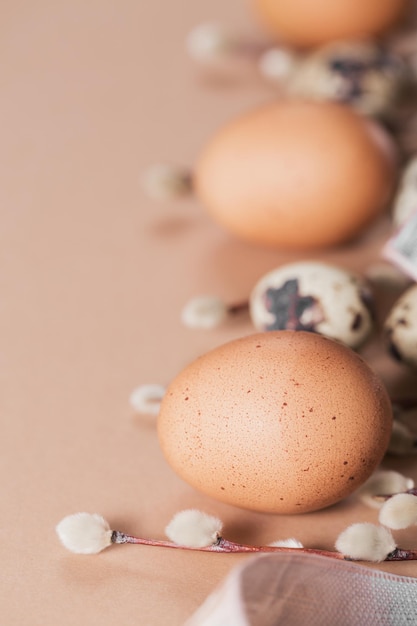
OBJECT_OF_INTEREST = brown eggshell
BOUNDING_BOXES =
[158,331,392,514]
[194,100,396,249]
[252,0,409,48]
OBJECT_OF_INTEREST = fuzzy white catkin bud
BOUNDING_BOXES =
[56,513,112,554]
[142,164,191,201]
[335,523,396,562]
[268,538,304,548]
[258,48,296,81]
[379,493,417,530]
[357,469,414,509]
[181,296,228,329]
[129,384,166,416]
[165,510,223,548]
[186,23,236,62]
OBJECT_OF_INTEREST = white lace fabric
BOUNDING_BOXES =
[186,553,417,626]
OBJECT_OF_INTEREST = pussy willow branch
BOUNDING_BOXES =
[111,532,416,561]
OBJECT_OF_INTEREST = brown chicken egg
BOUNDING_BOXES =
[252,0,409,48]
[194,100,396,249]
[158,331,392,514]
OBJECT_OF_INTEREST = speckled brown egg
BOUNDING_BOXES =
[157,331,392,514]
[252,0,409,48]
[194,100,396,249]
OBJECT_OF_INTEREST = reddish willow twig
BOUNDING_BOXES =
[111,531,416,562]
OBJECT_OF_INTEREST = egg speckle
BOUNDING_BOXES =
[195,100,396,249]
[158,331,392,514]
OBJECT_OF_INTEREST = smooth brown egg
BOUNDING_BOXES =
[158,331,392,514]
[195,100,396,250]
[252,0,409,48]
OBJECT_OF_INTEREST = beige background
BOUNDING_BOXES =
[1,2,417,625]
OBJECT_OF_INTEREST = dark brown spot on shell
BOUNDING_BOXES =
[397,318,408,327]
[351,312,362,331]
[263,279,323,332]
[388,339,403,362]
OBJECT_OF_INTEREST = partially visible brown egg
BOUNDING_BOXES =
[158,331,392,514]
[195,100,396,249]
[252,0,409,48]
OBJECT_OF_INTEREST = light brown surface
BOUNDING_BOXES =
[1,2,417,626]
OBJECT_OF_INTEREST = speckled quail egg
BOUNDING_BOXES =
[250,261,374,349]
[286,40,407,118]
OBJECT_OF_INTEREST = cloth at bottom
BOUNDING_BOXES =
[186,553,417,626]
